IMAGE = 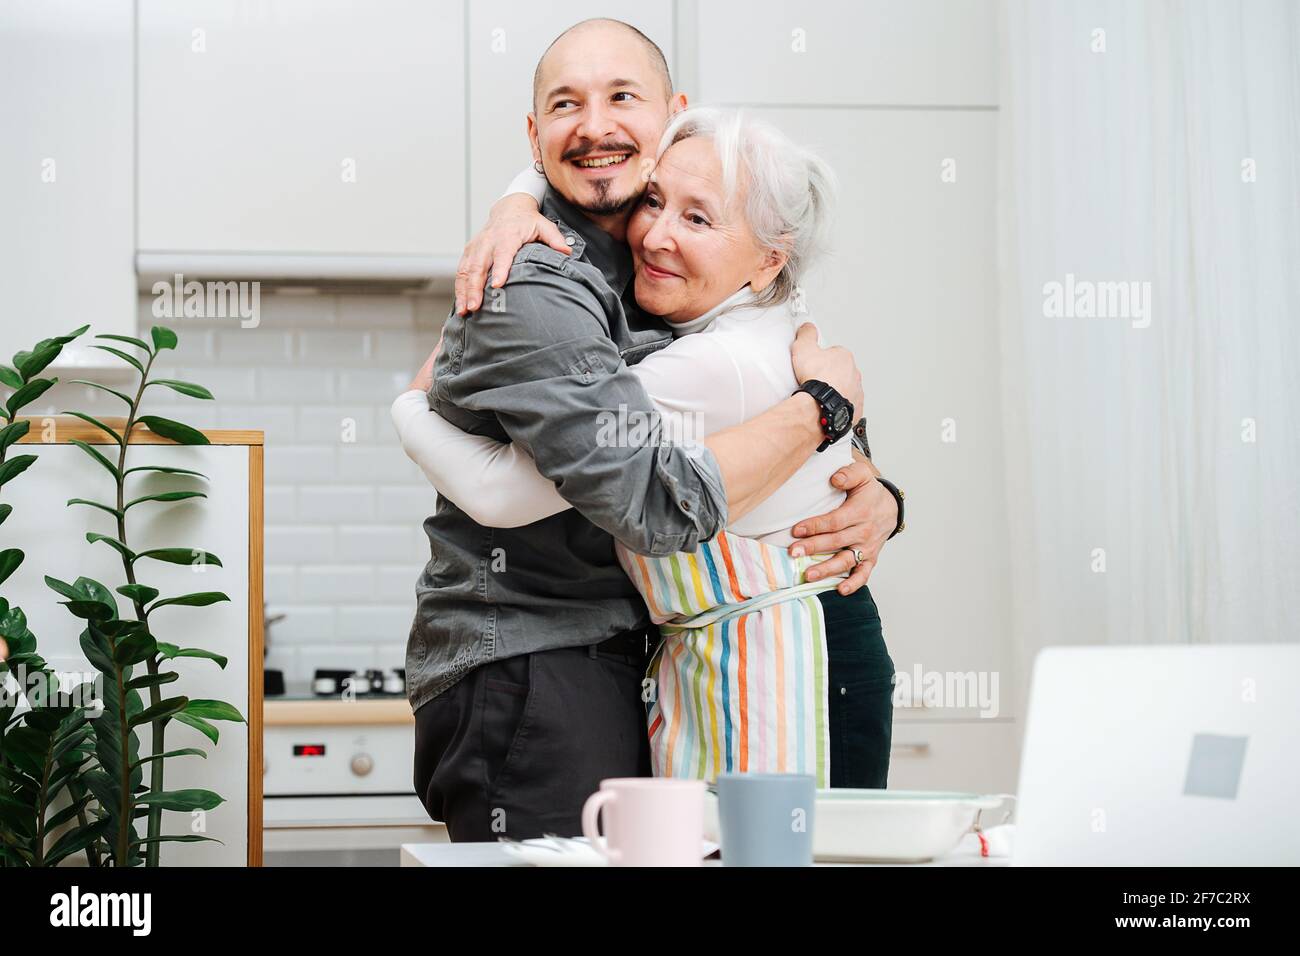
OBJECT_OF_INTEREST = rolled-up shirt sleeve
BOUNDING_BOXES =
[433,261,728,555]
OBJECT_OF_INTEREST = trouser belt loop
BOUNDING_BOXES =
[588,643,599,660]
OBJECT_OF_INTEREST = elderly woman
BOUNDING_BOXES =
[393,107,895,789]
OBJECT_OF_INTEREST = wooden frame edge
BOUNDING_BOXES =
[16,416,264,446]
[247,443,264,867]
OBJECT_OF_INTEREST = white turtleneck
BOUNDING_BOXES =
[391,285,851,546]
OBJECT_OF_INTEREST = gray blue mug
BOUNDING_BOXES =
[716,772,816,867]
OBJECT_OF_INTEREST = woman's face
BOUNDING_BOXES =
[627,136,786,323]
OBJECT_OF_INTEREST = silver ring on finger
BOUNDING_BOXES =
[851,548,866,566]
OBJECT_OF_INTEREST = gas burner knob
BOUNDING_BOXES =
[350,753,374,777]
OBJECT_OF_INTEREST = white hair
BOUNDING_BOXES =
[654,106,836,307]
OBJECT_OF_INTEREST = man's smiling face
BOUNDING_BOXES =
[528,21,683,228]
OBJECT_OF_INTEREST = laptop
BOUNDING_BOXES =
[1013,644,1300,865]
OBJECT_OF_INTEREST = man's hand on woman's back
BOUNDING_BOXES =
[454,193,573,315]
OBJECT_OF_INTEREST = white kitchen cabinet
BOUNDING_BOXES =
[0,0,135,369]
[466,0,674,227]
[137,0,465,272]
[694,0,997,107]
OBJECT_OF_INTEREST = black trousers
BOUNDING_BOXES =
[413,637,652,842]
[820,586,895,789]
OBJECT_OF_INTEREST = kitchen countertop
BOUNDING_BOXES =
[399,841,1007,868]
[264,697,414,726]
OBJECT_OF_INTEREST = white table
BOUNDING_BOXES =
[400,838,1008,867]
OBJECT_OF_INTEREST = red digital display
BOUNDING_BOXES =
[293,744,326,757]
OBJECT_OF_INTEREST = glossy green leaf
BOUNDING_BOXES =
[151,326,178,351]
[124,490,206,511]
[0,549,22,587]
[68,438,122,480]
[5,378,54,417]
[126,671,179,691]
[90,345,144,374]
[136,415,209,445]
[148,591,230,612]
[122,464,208,479]
[183,699,244,723]
[95,333,153,354]
[116,583,159,605]
[0,365,22,390]
[86,532,135,561]
[16,344,60,381]
[127,696,188,729]
[60,411,123,445]
[0,503,11,527]
[133,788,223,812]
[68,379,134,407]
[172,711,219,745]
[133,548,222,568]
[131,747,206,769]
[0,454,37,487]
[0,419,30,455]
[155,643,228,669]
[147,379,214,400]
[67,498,123,519]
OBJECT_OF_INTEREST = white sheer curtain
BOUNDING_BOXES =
[997,0,1300,715]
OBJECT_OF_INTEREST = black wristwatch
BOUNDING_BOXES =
[875,476,905,538]
[794,379,854,452]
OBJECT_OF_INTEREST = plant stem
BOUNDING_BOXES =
[112,349,168,866]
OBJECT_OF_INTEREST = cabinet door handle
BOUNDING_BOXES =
[890,742,931,758]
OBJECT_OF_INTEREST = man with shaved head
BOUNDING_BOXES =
[404,18,898,841]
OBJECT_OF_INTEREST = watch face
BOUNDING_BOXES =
[832,406,852,433]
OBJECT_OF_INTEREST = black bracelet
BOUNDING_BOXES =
[851,418,871,459]
[875,477,905,538]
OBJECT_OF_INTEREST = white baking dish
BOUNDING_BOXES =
[704,788,1004,863]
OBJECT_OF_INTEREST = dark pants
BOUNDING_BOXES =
[413,633,652,842]
[820,586,895,789]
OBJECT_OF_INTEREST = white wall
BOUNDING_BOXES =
[685,0,1015,792]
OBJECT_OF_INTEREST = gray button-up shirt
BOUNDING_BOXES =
[406,188,729,712]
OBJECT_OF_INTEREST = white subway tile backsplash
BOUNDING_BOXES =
[298,485,375,522]
[374,564,421,601]
[293,644,376,674]
[264,565,297,604]
[374,643,408,670]
[216,328,294,363]
[135,289,451,674]
[338,445,423,483]
[267,605,336,644]
[259,291,336,327]
[298,565,377,603]
[375,485,437,523]
[220,403,295,444]
[338,368,411,403]
[298,329,372,363]
[264,446,335,483]
[264,485,296,522]
[337,605,414,641]
[337,525,412,562]
[297,405,377,444]
[267,525,335,564]
[336,294,415,328]
[174,366,256,401]
[371,329,431,366]
[255,367,337,403]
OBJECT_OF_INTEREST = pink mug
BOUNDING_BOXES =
[581,777,705,866]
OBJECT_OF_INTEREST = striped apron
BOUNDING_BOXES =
[615,531,843,788]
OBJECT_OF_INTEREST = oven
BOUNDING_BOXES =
[262,696,447,866]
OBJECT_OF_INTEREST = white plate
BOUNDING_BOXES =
[703,789,1005,863]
